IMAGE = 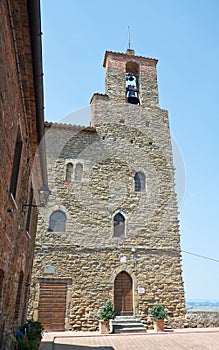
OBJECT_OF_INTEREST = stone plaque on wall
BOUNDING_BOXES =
[120,256,126,263]
[44,265,56,274]
[138,287,145,294]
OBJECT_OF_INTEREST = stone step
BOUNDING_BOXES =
[112,316,139,322]
[111,316,146,334]
[112,321,144,326]
[114,327,146,334]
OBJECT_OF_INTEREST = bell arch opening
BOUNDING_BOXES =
[125,62,140,105]
[126,61,139,76]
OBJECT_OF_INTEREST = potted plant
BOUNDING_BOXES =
[99,300,115,334]
[149,304,167,332]
[16,321,44,349]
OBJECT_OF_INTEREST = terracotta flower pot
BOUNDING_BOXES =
[99,320,110,334]
[153,319,165,332]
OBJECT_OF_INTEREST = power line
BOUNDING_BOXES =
[182,250,219,263]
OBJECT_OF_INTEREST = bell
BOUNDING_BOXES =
[127,90,139,105]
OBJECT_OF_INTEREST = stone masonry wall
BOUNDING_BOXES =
[29,50,185,331]
[29,106,185,330]
[30,243,184,331]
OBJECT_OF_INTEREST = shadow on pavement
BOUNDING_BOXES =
[41,341,114,350]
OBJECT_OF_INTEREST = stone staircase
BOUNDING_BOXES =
[111,316,146,334]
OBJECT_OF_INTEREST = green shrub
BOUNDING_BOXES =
[16,321,44,349]
[99,300,115,321]
[149,304,167,320]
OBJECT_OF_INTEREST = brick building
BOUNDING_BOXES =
[29,49,185,331]
[0,0,48,348]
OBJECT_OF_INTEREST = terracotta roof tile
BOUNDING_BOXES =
[103,51,158,67]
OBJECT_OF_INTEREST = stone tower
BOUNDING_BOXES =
[29,49,185,331]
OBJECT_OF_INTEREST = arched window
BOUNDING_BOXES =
[49,210,66,232]
[75,163,83,181]
[134,172,146,192]
[65,163,73,181]
[113,213,125,238]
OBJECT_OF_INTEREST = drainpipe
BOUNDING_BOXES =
[27,0,48,187]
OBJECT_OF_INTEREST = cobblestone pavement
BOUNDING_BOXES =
[41,328,219,350]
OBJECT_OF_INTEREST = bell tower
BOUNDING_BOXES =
[104,49,158,106]
[91,50,162,127]
[89,49,185,323]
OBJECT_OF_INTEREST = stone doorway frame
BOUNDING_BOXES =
[110,265,138,316]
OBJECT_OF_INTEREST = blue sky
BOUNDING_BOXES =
[41,0,219,301]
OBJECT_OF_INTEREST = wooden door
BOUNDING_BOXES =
[38,282,67,331]
[114,271,133,316]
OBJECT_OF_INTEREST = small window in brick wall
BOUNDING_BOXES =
[134,172,146,192]
[65,163,73,181]
[48,210,66,232]
[113,213,125,238]
[14,271,24,321]
[21,274,30,324]
[10,129,23,199]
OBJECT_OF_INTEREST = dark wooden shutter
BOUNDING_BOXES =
[10,136,22,198]
[38,282,67,331]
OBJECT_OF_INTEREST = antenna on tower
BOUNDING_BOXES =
[128,26,131,49]
[126,26,135,55]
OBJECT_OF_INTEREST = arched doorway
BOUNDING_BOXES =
[114,271,133,316]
